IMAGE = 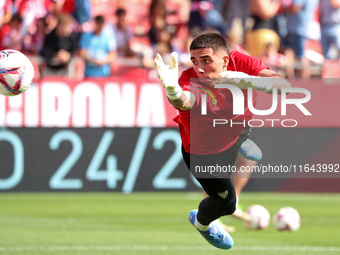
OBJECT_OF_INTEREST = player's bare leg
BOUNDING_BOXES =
[232,155,257,222]
[231,138,263,222]
[234,155,256,197]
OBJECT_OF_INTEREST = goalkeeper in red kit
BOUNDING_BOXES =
[154,32,291,249]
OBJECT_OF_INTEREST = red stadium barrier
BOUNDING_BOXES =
[0,68,178,127]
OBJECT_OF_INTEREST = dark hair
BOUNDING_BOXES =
[94,15,105,24]
[190,32,229,55]
[116,8,126,16]
[10,13,23,23]
[36,17,47,27]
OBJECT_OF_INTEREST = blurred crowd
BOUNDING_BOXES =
[0,0,339,80]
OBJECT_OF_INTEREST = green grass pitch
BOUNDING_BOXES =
[0,192,339,255]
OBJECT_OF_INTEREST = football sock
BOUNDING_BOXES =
[194,215,211,231]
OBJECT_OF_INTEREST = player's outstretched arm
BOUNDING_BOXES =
[154,52,195,111]
[257,69,291,94]
[220,69,291,95]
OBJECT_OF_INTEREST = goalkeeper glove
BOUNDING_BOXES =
[154,52,183,100]
[219,71,272,93]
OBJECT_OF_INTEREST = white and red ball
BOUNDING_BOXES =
[244,205,271,230]
[273,207,301,231]
[0,49,34,96]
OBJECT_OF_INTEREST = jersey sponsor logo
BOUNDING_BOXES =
[197,86,222,106]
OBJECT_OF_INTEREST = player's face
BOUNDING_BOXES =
[190,47,229,80]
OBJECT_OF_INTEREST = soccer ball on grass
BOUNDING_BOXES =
[273,206,301,231]
[0,49,34,96]
[244,204,271,230]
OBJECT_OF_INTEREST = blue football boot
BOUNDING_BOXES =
[188,210,234,250]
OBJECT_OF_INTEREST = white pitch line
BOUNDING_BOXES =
[0,246,339,252]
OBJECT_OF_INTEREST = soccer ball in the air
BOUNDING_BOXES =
[0,49,34,96]
[244,205,271,230]
[273,207,301,231]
